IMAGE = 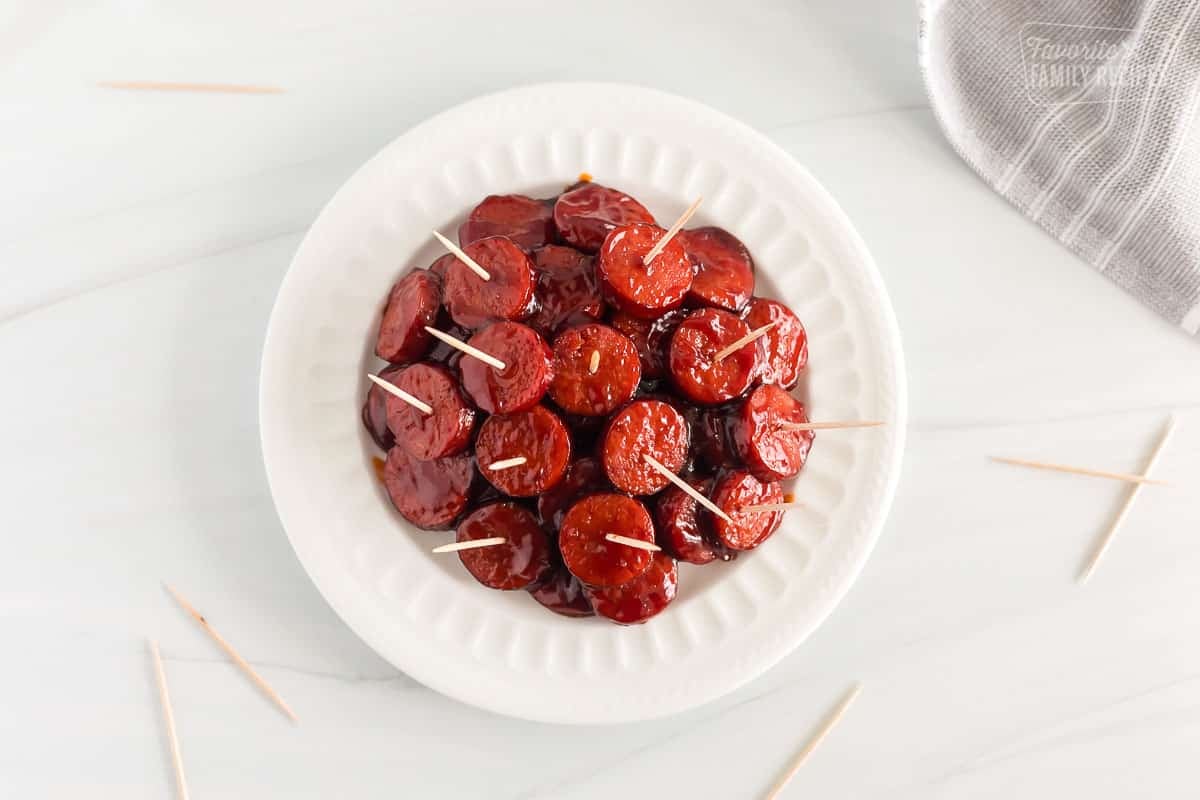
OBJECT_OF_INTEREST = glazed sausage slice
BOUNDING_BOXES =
[526,245,605,337]
[654,477,733,564]
[362,363,405,451]
[458,194,555,252]
[710,470,785,550]
[456,502,552,590]
[552,182,656,252]
[443,236,536,329]
[428,253,456,280]
[584,552,678,625]
[536,456,610,532]
[385,363,476,460]
[375,269,442,362]
[743,298,808,390]
[601,399,690,495]
[475,406,571,497]
[528,567,595,618]
[559,493,655,586]
[679,226,755,312]
[382,446,474,530]
[459,321,553,414]
[549,324,640,416]
[597,223,693,318]
[668,308,759,405]
[728,384,814,482]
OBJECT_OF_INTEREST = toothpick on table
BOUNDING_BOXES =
[424,326,506,370]
[604,533,662,552]
[643,196,703,266]
[98,80,284,95]
[488,456,528,471]
[163,585,299,723]
[991,456,1169,487]
[714,322,776,361]
[432,231,491,281]
[1078,415,1177,584]
[367,373,432,415]
[432,537,506,554]
[763,683,862,800]
[150,641,191,800]
[642,454,734,524]
[778,420,885,431]
[588,350,601,375]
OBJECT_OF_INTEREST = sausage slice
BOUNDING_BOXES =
[654,477,733,564]
[743,298,808,390]
[475,406,571,497]
[526,245,605,337]
[456,502,552,590]
[559,494,655,586]
[728,384,814,482]
[528,567,595,618]
[584,552,678,625]
[443,236,536,329]
[459,321,553,414]
[668,308,758,405]
[382,446,474,530]
[549,323,640,416]
[552,183,655,252]
[597,223,692,318]
[709,470,785,550]
[458,194,555,252]
[375,269,442,362]
[385,363,476,460]
[679,226,755,312]
[601,399,690,495]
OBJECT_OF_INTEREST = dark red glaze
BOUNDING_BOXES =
[362,363,405,451]
[597,223,693,319]
[655,477,732,564]
[425,323,471,370]
[459,322,553,414]
[608,309,687,381]
[537,456,609,531]
[728,384,814,482]
[693,406,735,470]
[528,567,595,617]
[552,183,655,252]
[527,245,605,337]
[679,226,755,312]
[601,399,689,495]
[549,324,640,416]
[584,552,678,625]
[382,446,474,530]
[385,363,476,460]
[443,236,536,329]
[456,503,551,590]
[743,298,808,390]
[375,269,441,362]
[668,308,758,405]
[710,470,784,550]
[458,194,555,251]
[559,494,655,586]
[475,406,571,497]
[428,253,456,280]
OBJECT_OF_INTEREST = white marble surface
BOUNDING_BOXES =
[2,2,1199,797]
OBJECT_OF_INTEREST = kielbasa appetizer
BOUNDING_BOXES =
[362,178,817,625]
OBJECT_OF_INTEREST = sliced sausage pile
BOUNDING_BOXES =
[362,180,812,625]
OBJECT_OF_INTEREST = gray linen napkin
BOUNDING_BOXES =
[920,0,1200,336]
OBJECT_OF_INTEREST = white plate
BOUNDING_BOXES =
[259,82,906,724]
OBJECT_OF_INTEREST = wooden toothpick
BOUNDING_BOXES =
[778,420,884,431]
[740,502,799,513]
[714,322,776,361]
[424,327,506,370]
[991,456,1169,486]
[432,537,506,554]
[150,641,190,800]
[643,196,703,265]
[642,454,734,524]
[604,533,662,552]
[488,456,527,471]
[763,683,862,800]
[98,80,283,95]
[432,231,491,281]
[367,373,432,415]
[1078,416,1177,584]
[588,350,600,375]
[164,585,299,723]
